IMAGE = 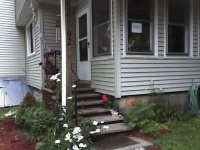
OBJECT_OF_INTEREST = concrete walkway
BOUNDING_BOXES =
[92,136,153,150]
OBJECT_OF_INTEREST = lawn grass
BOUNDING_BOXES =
[0,107,18,120]
[154,117,200,150]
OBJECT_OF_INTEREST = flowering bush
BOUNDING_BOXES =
[39,118,104,150]
[39,60,57,70]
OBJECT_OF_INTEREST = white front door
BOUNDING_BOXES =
[77,8,91,81]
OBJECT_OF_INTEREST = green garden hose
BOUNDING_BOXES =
[188,84,200,116]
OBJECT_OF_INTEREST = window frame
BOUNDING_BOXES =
[26,17,35,56]
[125,0,156,56]
[91,0,113,58]
[166,0,192,57]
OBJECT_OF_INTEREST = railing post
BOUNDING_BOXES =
[74,80,78,126]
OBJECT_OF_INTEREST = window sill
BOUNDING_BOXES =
[164,55,194,59]
[92,55,114,61]
[123,53,158,59]
[27,52,36,58]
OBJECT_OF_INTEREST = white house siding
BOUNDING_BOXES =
[0,0,25,77]
[120,0,200,96]
[15,0,27,23]
[25,7,42,89]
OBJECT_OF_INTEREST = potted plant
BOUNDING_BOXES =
[44,79,56,90]
[39,60,58,75]
[102,95,113,109]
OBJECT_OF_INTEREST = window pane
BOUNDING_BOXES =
[79,39,88,61]
[128,0,152,21]
[92,0,109,27]
[93,23,111,57]
[128,21,152,53]
[79,14,87,39]
[168,0,187,24]
[168,25,185,53]
[92,0,110,57]
[30,23,34,53]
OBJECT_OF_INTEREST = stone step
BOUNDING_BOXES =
[99,123,132,135]
[78,107,110,115]
[87,115,124,124]
[77,100,103,107]
[73,88,94,93]
[77,93,102,99]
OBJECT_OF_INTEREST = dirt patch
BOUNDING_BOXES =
[0,118,35,150]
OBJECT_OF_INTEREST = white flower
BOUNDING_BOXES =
[72,85,76,88]
[69,139,72,143]
[73,145,80,150]
[77,135,83,142]
[90,131,95,134]
[73,127,81,134]
[55,140,60,144]
[66,132,71,138]
[67,96,73,100]
[63,124,68,128]
[79,143,87,148]
[57,79,61,82]
[103,126,109,129]
[93,121,98,125]
[50,75,57,81]
[95,129,101,133]
[58,118,64,121]
[101,121,105,124]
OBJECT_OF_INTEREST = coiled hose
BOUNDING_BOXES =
[187,84,200,116]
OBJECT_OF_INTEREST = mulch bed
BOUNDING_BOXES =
[0,118,35,150]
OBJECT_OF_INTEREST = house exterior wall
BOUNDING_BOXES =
[76,0,116,96]
[0,0,25,77]
[15,0,27,24]
[25,7,42,89]
[120,0,200,97]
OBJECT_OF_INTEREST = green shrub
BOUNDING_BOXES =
[15,92,37,127]
[124,101,158,133]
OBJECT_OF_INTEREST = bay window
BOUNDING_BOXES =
[127,0,154,54]
[167,0,190,55]
[92,0,111,57]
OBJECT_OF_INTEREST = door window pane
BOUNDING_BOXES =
[79,14,87,39]
[79,39,88,61]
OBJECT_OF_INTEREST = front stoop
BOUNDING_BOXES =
[74,86,132,139]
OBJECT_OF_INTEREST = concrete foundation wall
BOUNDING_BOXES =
[119,91,188,114]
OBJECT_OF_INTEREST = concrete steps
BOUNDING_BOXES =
[77,100,103,107]
[99,123,132,135]
[75,85,132,140]
[78,107,110,115]
[87,115,124,124]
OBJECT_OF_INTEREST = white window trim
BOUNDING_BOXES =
[123,0,158,58]
[90,0,114,61]
[164,0,193,59]
[26,17,35,57]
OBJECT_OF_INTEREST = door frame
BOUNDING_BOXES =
[76,7,92,81]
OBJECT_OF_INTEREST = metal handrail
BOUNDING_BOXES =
[71,64,80,126]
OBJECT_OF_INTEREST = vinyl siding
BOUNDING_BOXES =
[15,0,27,23]
[0,0,25,76]
[120,0,200,96]
[25,7,42,89]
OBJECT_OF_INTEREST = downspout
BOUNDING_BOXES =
[61,0,67,106]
